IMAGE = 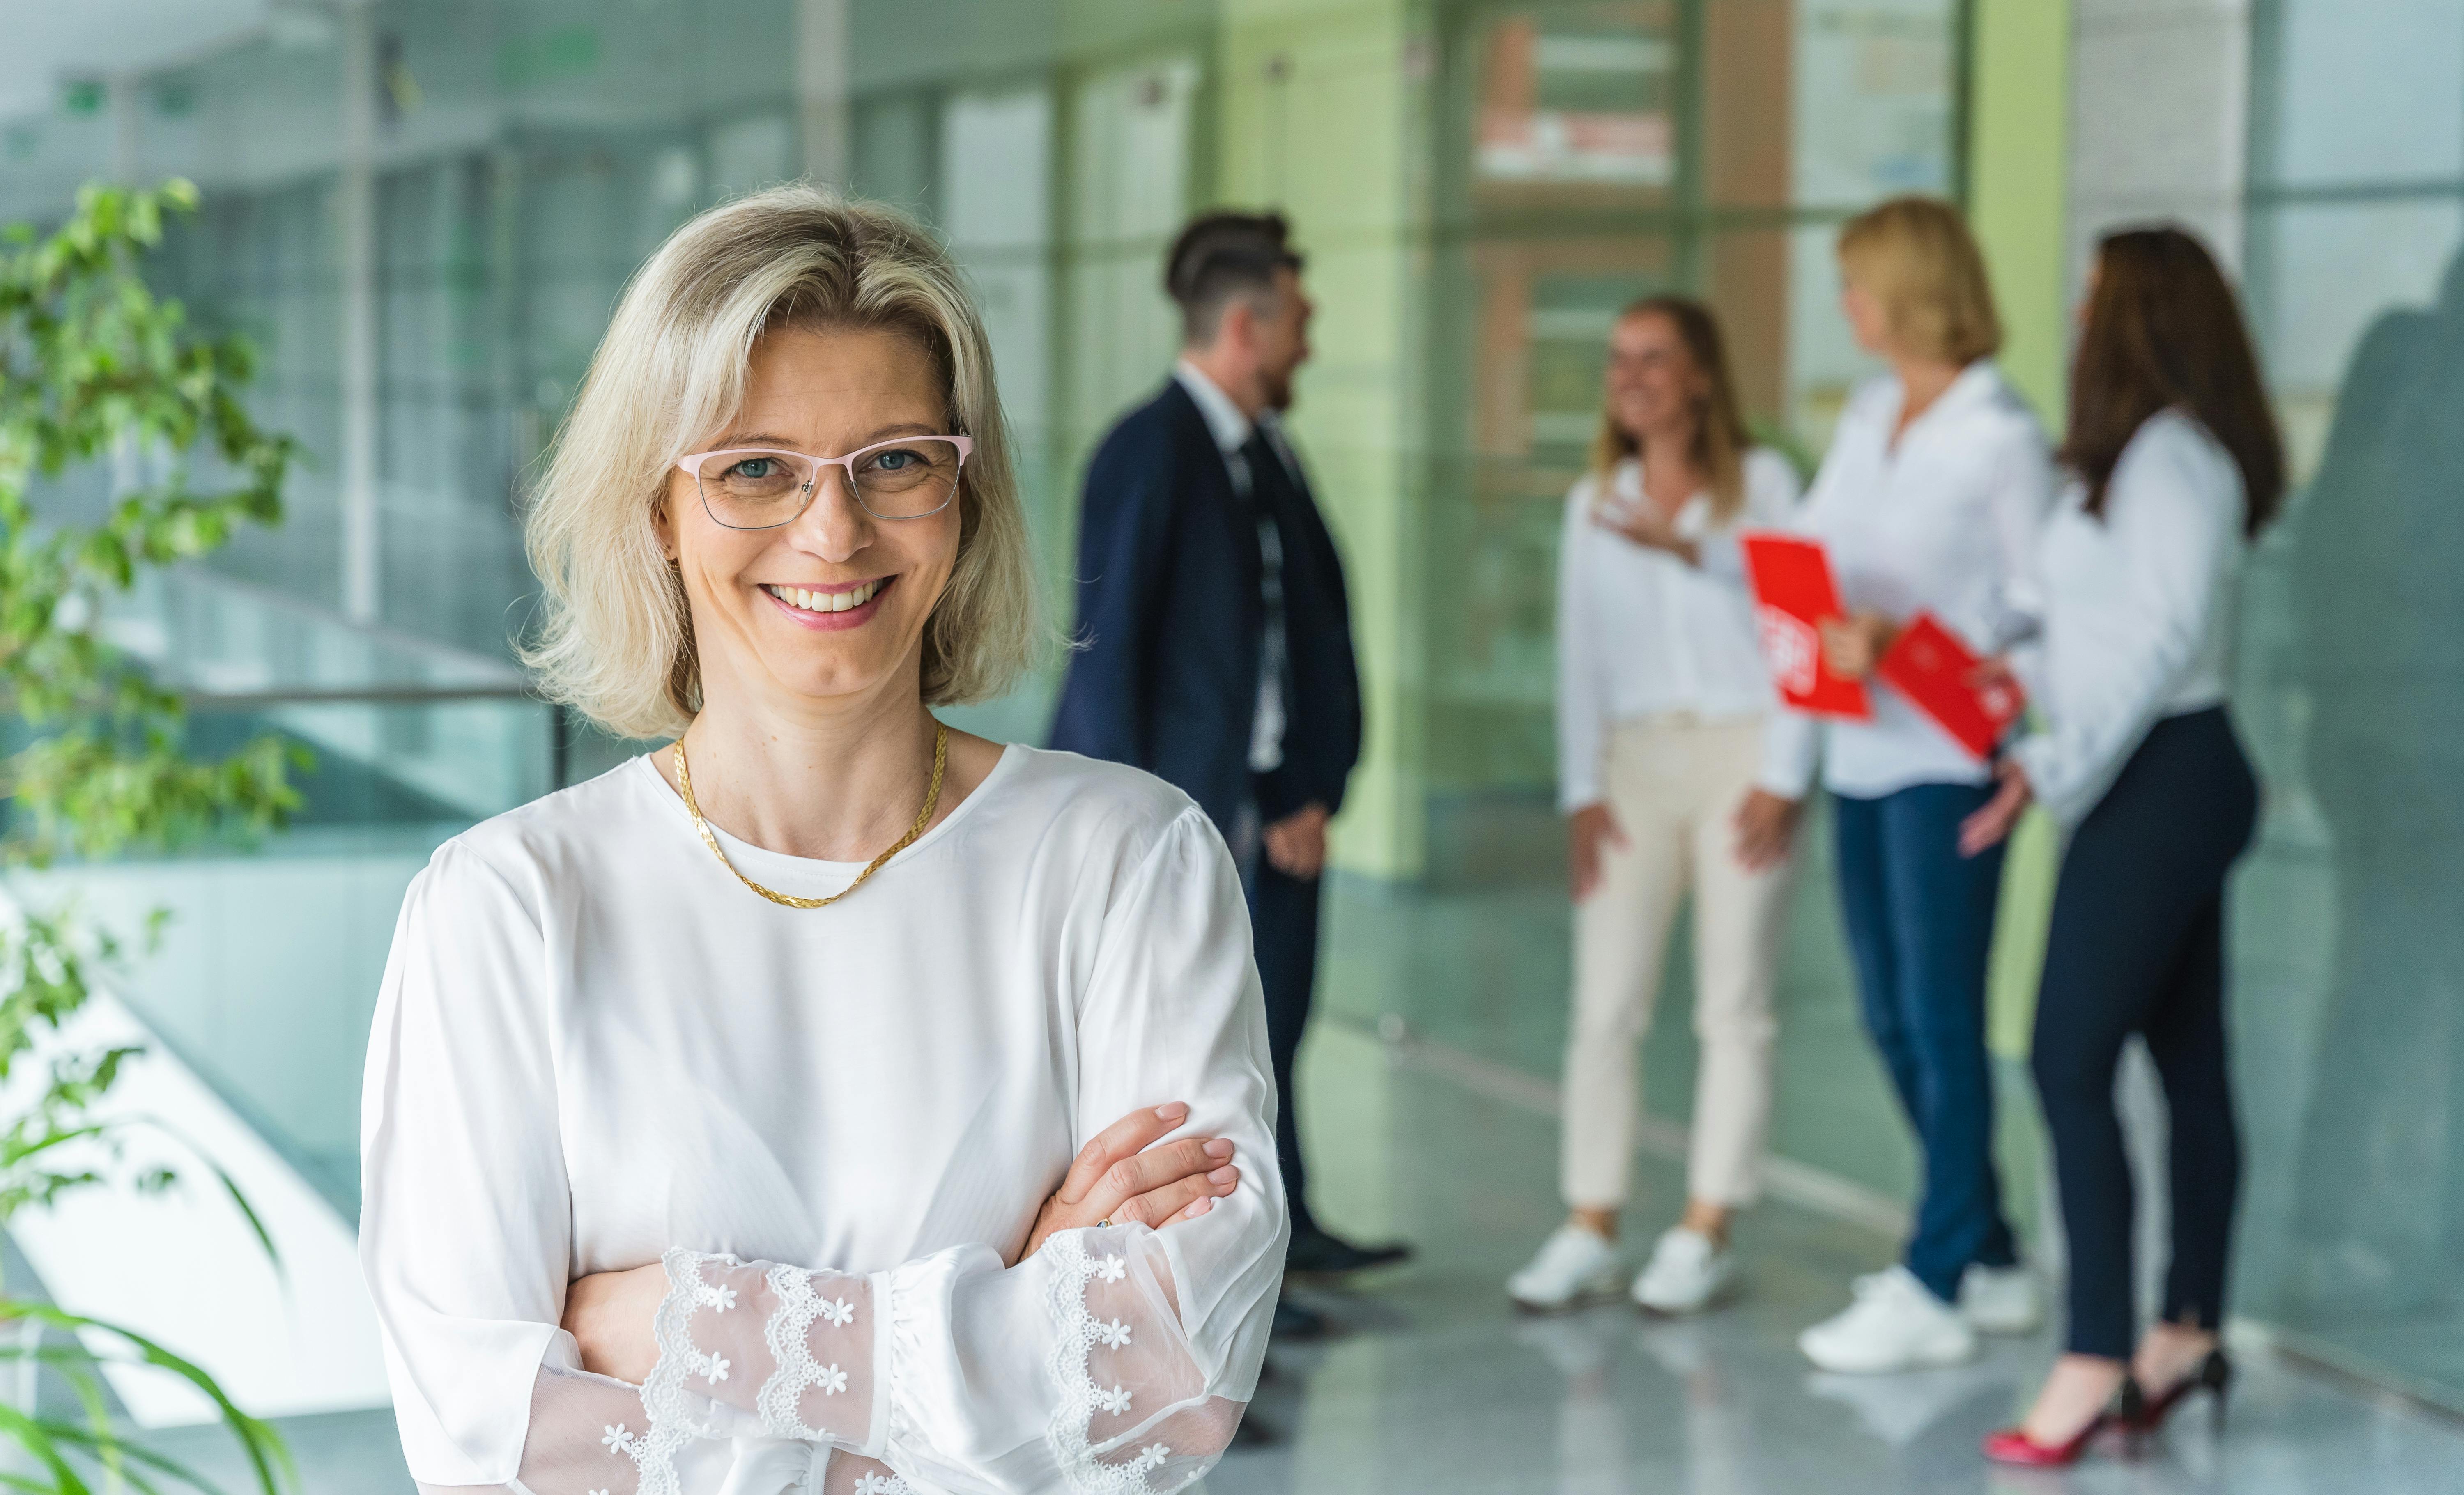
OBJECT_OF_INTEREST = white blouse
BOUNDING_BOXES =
[2009,410,2245,824]
[359,746,1286,1495]
[1555,450,1802,811]
[1759,363,2057,800]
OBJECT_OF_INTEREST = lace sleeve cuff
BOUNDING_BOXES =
[872,1227,1243,1494]
[644,1249,880,1457]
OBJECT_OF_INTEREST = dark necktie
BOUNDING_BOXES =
[1239,430,1288,772]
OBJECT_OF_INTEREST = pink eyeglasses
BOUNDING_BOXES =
[674,435,974,529]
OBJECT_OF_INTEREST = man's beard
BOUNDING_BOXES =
[1262,364,1296,413]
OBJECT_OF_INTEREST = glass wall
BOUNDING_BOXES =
[2231,0,2464,1409]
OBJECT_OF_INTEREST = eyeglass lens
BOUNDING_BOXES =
[698,439,962,527]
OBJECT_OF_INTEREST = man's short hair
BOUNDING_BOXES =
[1165,211,1304,347]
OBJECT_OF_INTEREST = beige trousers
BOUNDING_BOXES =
[1563,716,1795,1210]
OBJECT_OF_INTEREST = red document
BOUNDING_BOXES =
[1877,612,2025,759]
[1739,532,1871,719]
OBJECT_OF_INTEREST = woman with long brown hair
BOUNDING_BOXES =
[1960,225,2282,1465]
[1506,295,1804,1316]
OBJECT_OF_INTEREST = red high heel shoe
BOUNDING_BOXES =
[2130,1349,2233,1434]
[1982,1377,2145,1467]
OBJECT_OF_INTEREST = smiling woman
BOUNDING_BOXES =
[358,186,1287,1495]
[523,195,1034,736]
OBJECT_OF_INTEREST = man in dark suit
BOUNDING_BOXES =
[1051,213,1411,1328]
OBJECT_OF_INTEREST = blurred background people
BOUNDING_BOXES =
[1965,227,2280,1466]
[1507,296,1802,1316]
[1050,212,1409,1337]
[1777,197,2055,1374]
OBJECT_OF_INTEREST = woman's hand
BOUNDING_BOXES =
[1959,757,2032,857]
[1818,611,1896,681]
[1594,498,1699,566]
[1732,789,1801,872]
[563,1261,668,1384]
[1566,803,1625,902]
[1019,1103,1241,1261]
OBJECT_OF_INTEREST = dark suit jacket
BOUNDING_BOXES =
[1049,379,1363,839]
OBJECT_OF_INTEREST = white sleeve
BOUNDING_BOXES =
[1555,482,1607,812]
[640,806,1282,1495]
[1699,449,1804,588]
[2010,427,2236,822]
[1756,710,1822,800]
[361,841,717,1495]
[1749,447,1826,799]
[1981,418,2057,651]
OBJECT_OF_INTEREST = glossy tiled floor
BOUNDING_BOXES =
[1210,1022,2464,1494]
[131,1019,2464,1494]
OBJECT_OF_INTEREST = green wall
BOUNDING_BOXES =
[1218,0,1430,880]
[1967,0,2071,1057]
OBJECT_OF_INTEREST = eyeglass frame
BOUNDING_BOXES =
[672,435,976,529]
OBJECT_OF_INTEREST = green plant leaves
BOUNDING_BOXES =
[0,1304,296,1493]
[0,179,301,1493]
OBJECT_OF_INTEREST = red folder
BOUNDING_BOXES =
[1740,532,1871,719]
[1877,612,2025,760]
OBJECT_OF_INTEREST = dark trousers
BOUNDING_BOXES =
[2032,707,2257,1359]
[1246,852,1325,1242]
[1834,782,2020,1302]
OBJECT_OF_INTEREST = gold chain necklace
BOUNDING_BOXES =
[673,722,949,909]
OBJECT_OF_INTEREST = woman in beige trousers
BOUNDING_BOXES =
[1507,296,1802,1315]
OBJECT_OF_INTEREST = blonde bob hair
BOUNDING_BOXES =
[1836,196,2004,365]
[522,184,1041,740]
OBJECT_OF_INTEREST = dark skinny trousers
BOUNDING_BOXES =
[2032,706,2257,1359]
[1834,782,2021,1302]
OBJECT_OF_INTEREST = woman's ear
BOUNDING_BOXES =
[651,484,680,562]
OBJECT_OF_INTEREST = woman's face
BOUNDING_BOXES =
[655,322,962,714]
[1839,273,1894,357]
[1605,310,1705,445]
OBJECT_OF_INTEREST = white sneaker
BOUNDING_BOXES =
[1958,1262,2044,1335]
[1798,1266,1978,1373]
[1506,1224,1623,1311]
[1632,1227,1736,1316]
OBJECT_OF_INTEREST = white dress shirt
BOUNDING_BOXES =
[2008,410,2244,824]
[1556,448,1802,811]
[1760,362,2056,799]
[1173,360,1287,775]
[359,746,1284,1494]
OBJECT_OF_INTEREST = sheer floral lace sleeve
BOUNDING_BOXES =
[608,1224,1232,1492]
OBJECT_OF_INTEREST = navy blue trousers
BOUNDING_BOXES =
[1834,782,2021,1302]
[2032,707,2256,1358]
[1247,854,1324,1242]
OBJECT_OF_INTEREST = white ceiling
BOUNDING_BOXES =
[0,0,275,120]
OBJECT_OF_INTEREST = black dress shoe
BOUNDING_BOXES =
[1271,1299,1328,1340]
[1285,1228,1414,1276]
